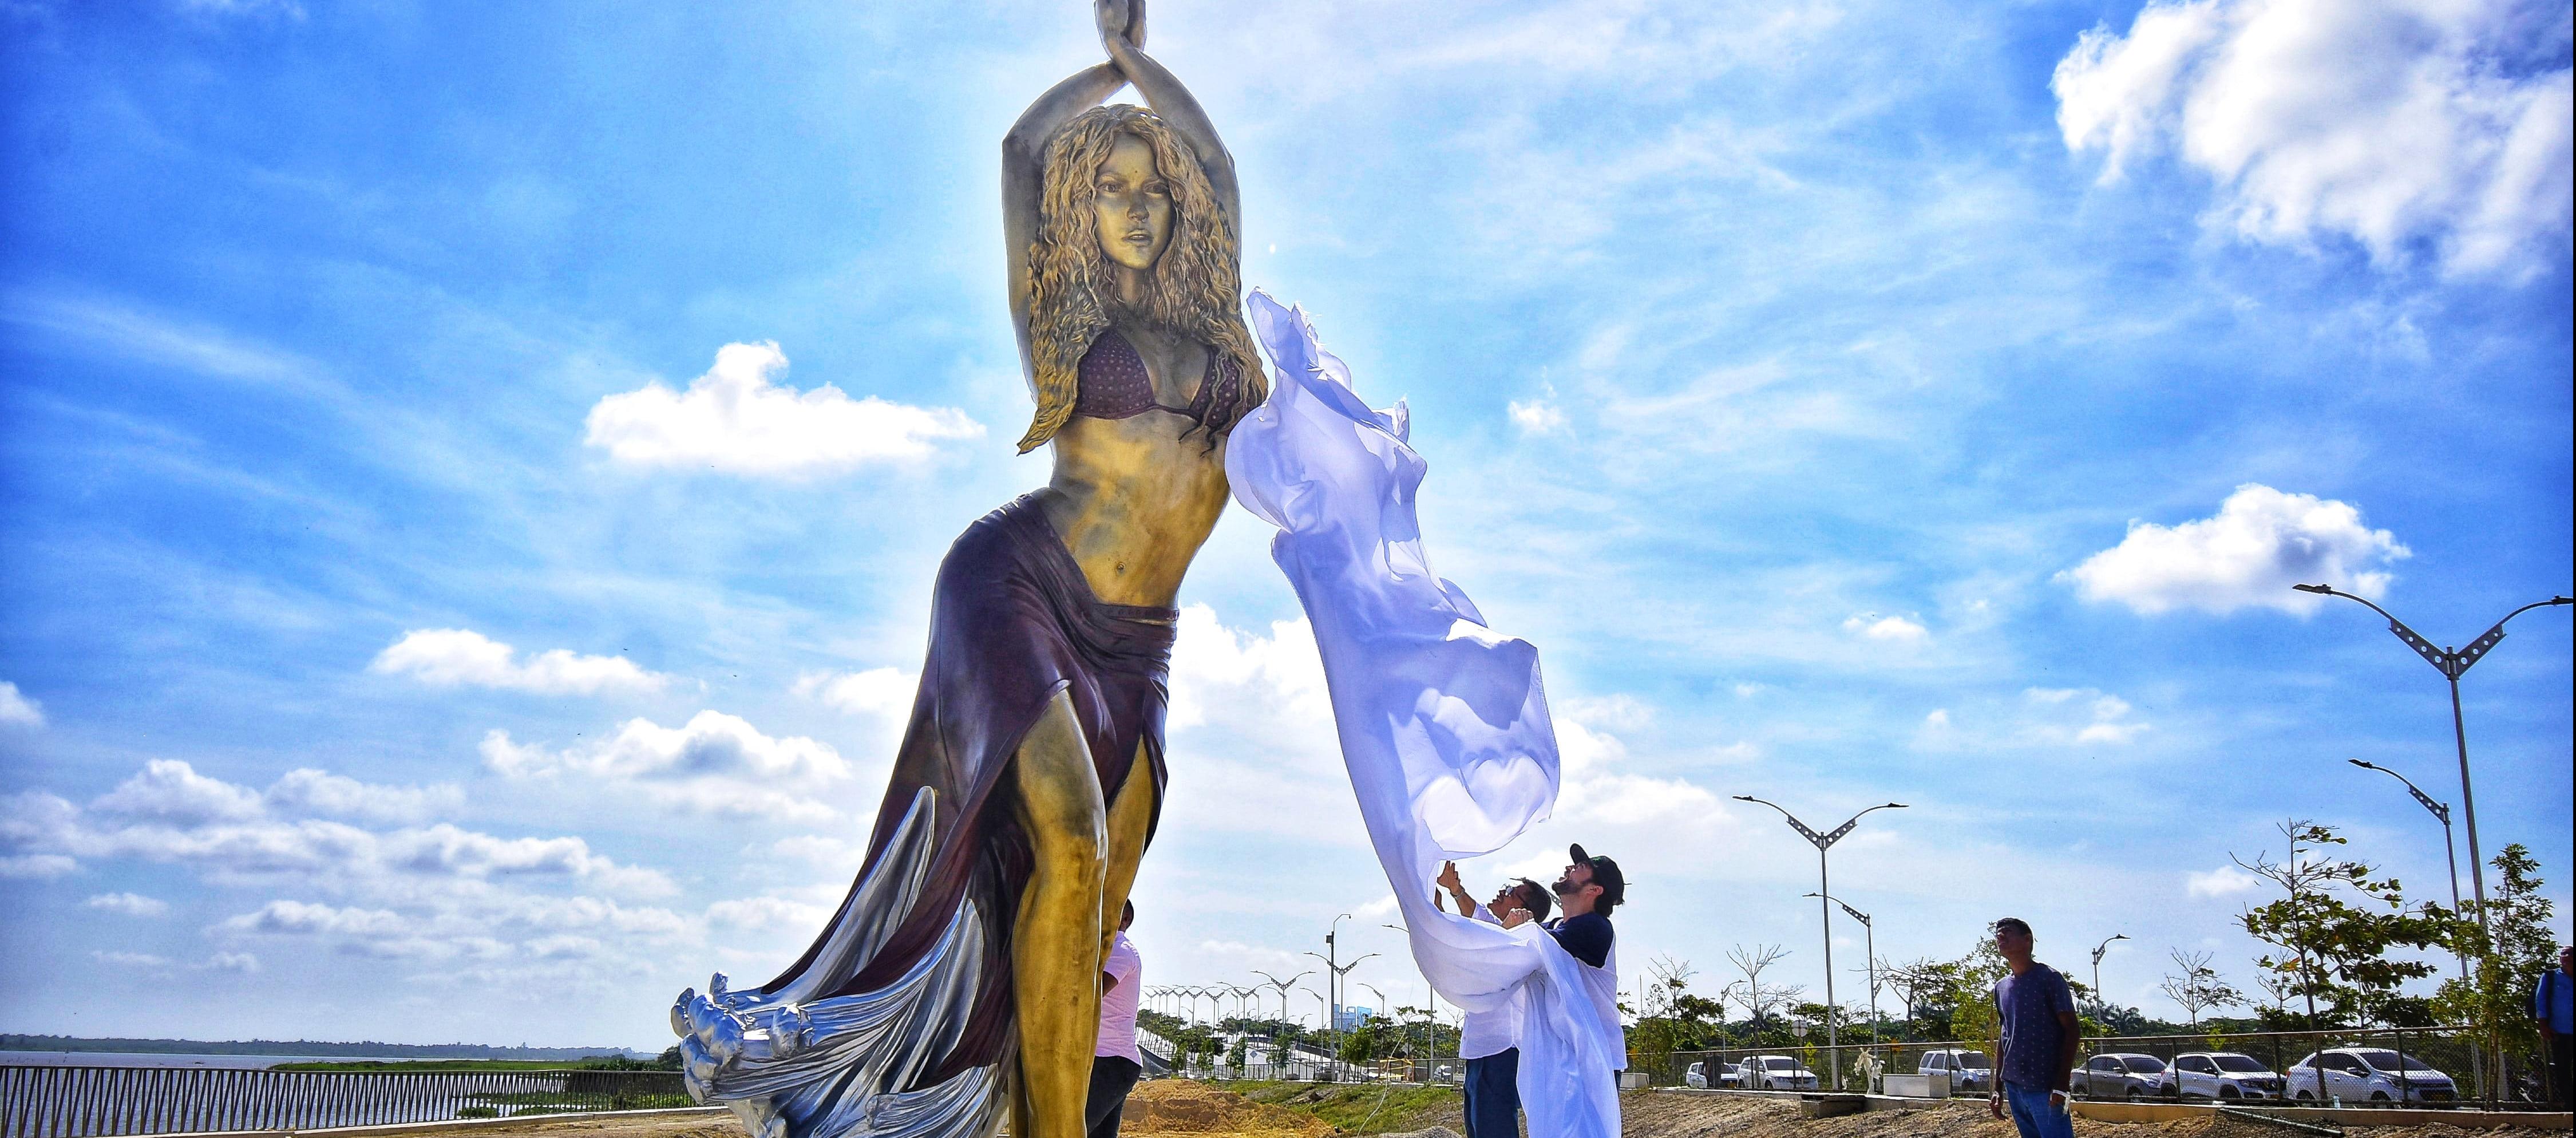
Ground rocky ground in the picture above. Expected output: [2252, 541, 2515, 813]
[477, 1084, 2563, 1138]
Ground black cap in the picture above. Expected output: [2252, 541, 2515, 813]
[1569, 843, 1626, 906]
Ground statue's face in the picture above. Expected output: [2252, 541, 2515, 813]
[1092, 135, 1173, 272]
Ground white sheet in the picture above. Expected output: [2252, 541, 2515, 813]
[1225, 290, 1623, 1138]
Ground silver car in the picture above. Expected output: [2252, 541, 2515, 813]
[2286, 1048, 2457, 1104]
[2072, 1053, 2171, 1098]
[2172, 1052, 2284, 1100]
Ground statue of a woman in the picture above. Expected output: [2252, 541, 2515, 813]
[671, 6, 1262, 1138]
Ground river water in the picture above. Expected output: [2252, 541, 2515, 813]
[0, 1053, 368, 1070]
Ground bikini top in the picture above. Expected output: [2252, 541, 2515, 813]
[1073, 328, 1243, 429]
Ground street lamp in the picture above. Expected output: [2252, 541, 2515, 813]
[1306, 912, 1379, 1061]
[1804, 892, 1879, 1041]
[2349, 758, 2472, 989]
[2090, 934, 2127, 1017]
[1738, 796, 1908, 1089]
[2293, 585, 2571, 949]
[1253, 969, 1312, 1024]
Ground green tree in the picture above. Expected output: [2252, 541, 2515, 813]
[2234, 819, 2447, 1028]
[2435, 844, 2557, 1053]
[1946, 937, 2009, 1046]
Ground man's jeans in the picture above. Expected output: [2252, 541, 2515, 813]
[2004, 1082, 2076, 1138]
[1463, 1048, 1521, 1138]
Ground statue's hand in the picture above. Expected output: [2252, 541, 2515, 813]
[1094, 0, 1144, 54]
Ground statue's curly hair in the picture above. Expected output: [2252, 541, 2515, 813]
[1019, 105, 1265, 453]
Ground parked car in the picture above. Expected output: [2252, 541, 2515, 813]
[1743, 1054, 1820, 1090]
[2071, 1053, 2173, 1098]
[1681, 1060, 1743, 1089]
[1918, 1048, 1992, 1093]
[2171, 1052, 2285, 1100]
[2286, 1048, 2458, 1104]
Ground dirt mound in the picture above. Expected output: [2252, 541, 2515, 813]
[1123, 1080, 1338, 1137]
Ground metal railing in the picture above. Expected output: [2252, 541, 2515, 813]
[1660, 1025, 2554, 1109]
[0, 1066, 690, 1138]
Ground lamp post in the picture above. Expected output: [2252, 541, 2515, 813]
[1737, 796, 1908, 1089]
[2292, 586, 2571, 948]
[1253, 969, 1312, 1024]
[2348, 758, 2472, 989]
[1804, 892, 1879, 1041]
[1305, 913, 1378, 1064]
[2089, 934, 2127, 1021]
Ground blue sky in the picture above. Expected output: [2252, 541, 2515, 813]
[2, 0, 2569, 1049]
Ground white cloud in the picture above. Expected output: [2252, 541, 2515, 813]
[201, 951, 262, 973]
[5, 760, 673, 897]
[792, 667, 915, 717]
[222, 899, 410, 938]
[91, 759, 266, 825]
[584, 342, 983, 477]
[371, 629, 669, 696]
[706, 895, 833, 932]
[482, 711, 850, 822]
[92, 950, 175, 969]
[1507, 399, 1569, 434]
[1841, 612, 1929, 642]
[84, 892, 169, 917]
[2186, 864, 2264, 898]
[2063, 484, 2409, 615]
[2052, 0, 2573, 276]
[0, 681, 43, 728]
[2025, 687, 2152, 745]
[264, 769, 464, 824]
[0, 854, 78, 879]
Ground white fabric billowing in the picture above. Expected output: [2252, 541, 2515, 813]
[1225, 290, 1623, 1138]
[1454, 904, 1525, 1061]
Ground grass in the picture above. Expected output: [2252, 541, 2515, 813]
[1222, 1080, 1463, 1134]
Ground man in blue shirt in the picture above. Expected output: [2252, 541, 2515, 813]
[1988, 918, 2080, 1138]
[2537, 945, 2574, 1109]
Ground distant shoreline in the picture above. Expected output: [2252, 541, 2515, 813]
[0, 1035, 650, 1061]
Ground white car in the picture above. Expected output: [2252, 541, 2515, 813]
[2286, 1048, 2458, 1104]
[1683, 1060, 1741, 1089]
[2072, 1053, 2172, 1098]
[1743, 1054, 1819, 1090]
[1918, 1048, 1993, 1093]
[2172, 1052, 2285, 1100]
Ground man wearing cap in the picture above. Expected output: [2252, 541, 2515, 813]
[1434, 863, 1554, 1138]
[1549, 845, 1627, 1088]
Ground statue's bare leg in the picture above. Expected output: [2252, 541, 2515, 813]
[1011, 691, 1108, 1138]
[1099, 744, 1156, 961]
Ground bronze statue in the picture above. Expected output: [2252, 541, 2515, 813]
[671, 5, 1260, 1137]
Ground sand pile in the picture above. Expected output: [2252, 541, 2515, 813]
[1120, 1080, 1338, 1137]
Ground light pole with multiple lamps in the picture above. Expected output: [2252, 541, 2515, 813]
[2293, 585, 2570, 949]
[1305, 914, 1377, 1076]
[1736, 796, 1908, 1088]
[1803, 892, 1880, 1041]
[2347, 758, 2473, 989]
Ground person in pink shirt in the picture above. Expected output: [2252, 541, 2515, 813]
[1086, 902, 1145, 1138]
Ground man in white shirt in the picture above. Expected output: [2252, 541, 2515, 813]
[1086, 902, 1144, 1138]
[1435, 862, 1553, 1138]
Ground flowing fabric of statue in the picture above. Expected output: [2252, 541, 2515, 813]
[668, 5, 1263, 1138]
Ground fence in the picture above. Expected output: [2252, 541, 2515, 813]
[1664, 1025, 2554, 1109]
[0, 1066, 690, 1138]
